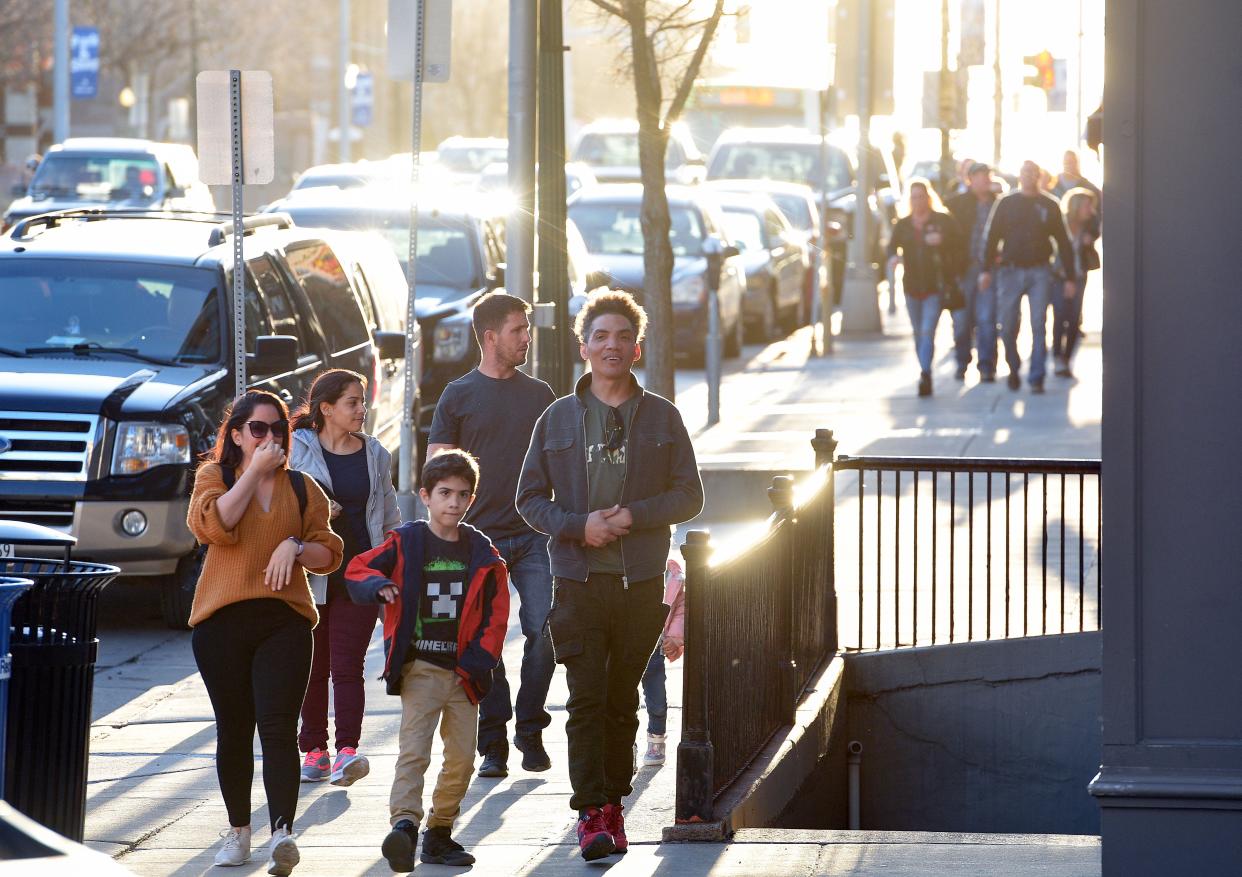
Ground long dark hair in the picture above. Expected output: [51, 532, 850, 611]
[206, 390, 291, 470]
[290, 369, 367, 433]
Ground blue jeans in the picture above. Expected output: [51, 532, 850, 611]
[1052, 275, 1088, 364]
[477, 530, 555, 753]
[904, 292, 943, 374]
[640, 640, 667, 736]
[952, 267, 998, 373]
[997, 266, 1053, 385]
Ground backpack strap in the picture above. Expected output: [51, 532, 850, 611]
[220, 465, 307, 517]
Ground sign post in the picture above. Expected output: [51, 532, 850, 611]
[196, 70, 275, 399]
[388, 0, 451, 520]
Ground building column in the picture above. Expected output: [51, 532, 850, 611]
[1090, 2, 1242, 873]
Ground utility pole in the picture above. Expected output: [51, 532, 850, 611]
[536, 0, 572, 394]
[1075, 0, 1084, 145]
[338, 0, 351, 162]
[993, 0, 1002, 166]
[53, 0, 69, 143]
[939, 0, 952, 193]
[189, 0, 199, 143]
[507, 0, 537, 305]
[839, 0, 880, 333]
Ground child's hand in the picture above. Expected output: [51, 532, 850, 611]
[663, 635, 684, 662]
[378, 584, 399, 603]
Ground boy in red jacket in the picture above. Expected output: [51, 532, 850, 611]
[346, 450, 509, 871]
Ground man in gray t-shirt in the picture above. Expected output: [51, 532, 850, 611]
[427, 293, 555, 777]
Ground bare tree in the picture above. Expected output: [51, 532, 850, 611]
[581, 0, 724, 401]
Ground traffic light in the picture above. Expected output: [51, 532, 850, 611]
[1024, 50, 1055, 92]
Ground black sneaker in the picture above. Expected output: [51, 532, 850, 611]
[514, 734, 552, 772]
[980, 370, 996, 383]
[420, 826, 476, 866]
[477, 742, 508, 778]
[1031, 379, 1045, 394]
[1007, 372, 1021, 391]
[955, 365, 968, 381]
[381, 819, 418, 873]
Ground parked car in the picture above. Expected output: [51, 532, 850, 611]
[434, 136, 509, 176]
[572, 119, 705, 186]
[3, 138, 215, 232]
[707, 128, 893, 294]
[289, 159, 406, 194]
[0, 209, 413, 628]
[713, 192, 808, 341]
[568, 184, 745, 362]
[476, 161, 598, 199]
[705, 179, 832, 323]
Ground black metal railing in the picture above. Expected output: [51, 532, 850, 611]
[676, 429, 838, 825]
[832, 456, 1102, 651]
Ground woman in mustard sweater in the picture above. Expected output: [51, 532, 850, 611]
[187, 390, 343, 875]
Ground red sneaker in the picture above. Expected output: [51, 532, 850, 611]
[602, 802, 627, 854]
[576, 807, 615, 861]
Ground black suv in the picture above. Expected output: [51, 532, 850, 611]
[0, 210, 415, 627]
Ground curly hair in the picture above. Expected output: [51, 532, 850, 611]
[574, 290, 648, 344]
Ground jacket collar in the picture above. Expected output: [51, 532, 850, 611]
[406, 518, 502, 572]
[572, 371, 645, 409]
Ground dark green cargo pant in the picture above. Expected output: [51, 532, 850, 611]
[548, 573, 668, 812]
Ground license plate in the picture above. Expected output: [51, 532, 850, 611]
[0, 544, 12, 559]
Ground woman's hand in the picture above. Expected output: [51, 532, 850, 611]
[251, 440, 286, 474]
[377, 584, 399, 604]
[663, 635, 685, 662]
[264, 538, 300, 590]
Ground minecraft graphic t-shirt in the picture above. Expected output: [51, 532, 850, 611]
[412, 531, 470, 670]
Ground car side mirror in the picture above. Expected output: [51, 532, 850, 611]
[247, 335, 298, 375]
[165, 185, 187, 198]
[584, 269, 611, 291]
[374, 329, 406, 360]
[722, 244, 741, 259]
[486, 263, 506, 290]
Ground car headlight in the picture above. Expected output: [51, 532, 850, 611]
[671, 274, 706, 305]
[112, 422, 191, 475]
[433, 317, 474, 363]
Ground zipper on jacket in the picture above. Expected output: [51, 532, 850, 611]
[617, 396, 641, 590]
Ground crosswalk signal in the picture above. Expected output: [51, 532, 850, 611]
[1024, 50, 1055, 92]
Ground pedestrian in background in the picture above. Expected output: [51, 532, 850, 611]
[1052, 150, 1100, 203]
[887, 179, 965, 397]
[290, 369, 400, 788]
[187, 390, 343, 875]
[638, 552, 686, 767]
[947, 162, 1001, 382]
[346, 450, 509, 871]
[1053, 188, 1100, 378]
[427, 292, 557, 779]
[980, 160, 1078, 394]
[517, 291, 704, 861]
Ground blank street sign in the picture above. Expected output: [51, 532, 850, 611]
[196, 70, 275, 186]
[388, 0, 453, 83]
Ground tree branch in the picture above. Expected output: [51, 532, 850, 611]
[663, 0, 723, 125]
[584, 0, 629, 20]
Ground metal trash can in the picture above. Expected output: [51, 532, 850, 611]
[0, 521, 119, 842]
[0, 578, 32, 798]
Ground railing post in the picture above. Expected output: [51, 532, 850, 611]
[812, 429, 840, 654]
[676, 529, 714, 825]
[768, 475, 798, 722]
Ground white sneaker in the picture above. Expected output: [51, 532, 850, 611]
[213, 826, 251, 867]
[266, 826, 300, 876]
[643, 733, 667, 766]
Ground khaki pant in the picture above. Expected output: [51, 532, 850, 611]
[391, 661, 478, 829]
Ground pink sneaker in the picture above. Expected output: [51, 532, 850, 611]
[300, 748, 329, 783]
[330, 747, 370, 787]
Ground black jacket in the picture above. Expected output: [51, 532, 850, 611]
[516, 372, 704, 583]
[887, 211, 966, 295]
[946, 190, 997, 270]
[983, 190, 1077, 281]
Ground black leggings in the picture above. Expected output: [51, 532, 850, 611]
[192, 599, 313, 831]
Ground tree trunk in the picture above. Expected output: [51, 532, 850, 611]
[629, 12, 676, 401]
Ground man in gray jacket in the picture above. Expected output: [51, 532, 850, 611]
[517, 291, 703, 861]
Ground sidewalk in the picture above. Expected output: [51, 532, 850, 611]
[83, 298, 1102, 876]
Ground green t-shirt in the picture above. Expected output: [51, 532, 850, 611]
[584, 391, 639, 574]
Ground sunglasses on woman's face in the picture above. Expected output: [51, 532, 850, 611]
[244, 419, 289, 440]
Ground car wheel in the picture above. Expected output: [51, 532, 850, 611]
[746, 291, 777, 343]
[159, 548, 204, 630]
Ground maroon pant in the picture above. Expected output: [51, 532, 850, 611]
[298, 580, 379, 752]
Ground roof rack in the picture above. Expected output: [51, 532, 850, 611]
[10, 208, 233, 241]
[206, 213, 294, 246]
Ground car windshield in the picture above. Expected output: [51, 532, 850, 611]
[29, 153, 163, 204]
[574, 133, 682, 169]
[570, 202, 704, 257]
[721, 208, 765, 253]
[709, 143, 853, 192]
[281, 207, 481, 292]
[438, 146, 508, 173]
[0, 260, 219, 362]
[769, 194, 814, 231]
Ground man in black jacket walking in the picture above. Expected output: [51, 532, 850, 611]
[516, 291, 703, 862]
[980, 160, 1077, 393]
[946, 162, 1001, 382]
